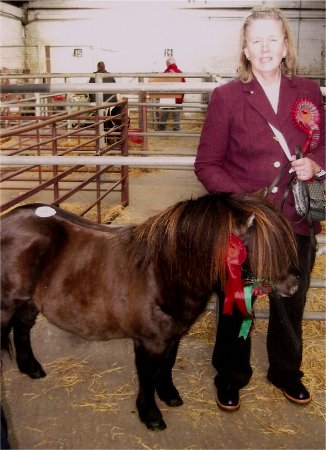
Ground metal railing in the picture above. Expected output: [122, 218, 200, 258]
[0, 100, 129, 223]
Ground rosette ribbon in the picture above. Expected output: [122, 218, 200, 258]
[223, 235, 253, 339]
[291, 99, 320, 155]
[223, 235, 274, 339]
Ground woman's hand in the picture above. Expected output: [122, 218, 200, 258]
[290, 155, 321, 180]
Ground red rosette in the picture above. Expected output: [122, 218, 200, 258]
[291, 99, 320, 154]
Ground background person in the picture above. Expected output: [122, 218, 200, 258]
[194, 5, 325, 412]
[158, 57, 185, 131]
[89, 61, 117, 103]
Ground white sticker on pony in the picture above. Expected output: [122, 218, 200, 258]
[35, 206, 57, 217]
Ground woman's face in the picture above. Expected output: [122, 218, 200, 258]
[244, 19, 288, 78]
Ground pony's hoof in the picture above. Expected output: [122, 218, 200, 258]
[28, 367, 46, 379]
[18, 362, 46, 379]
[146, 418, 167, 431]
[165, 396, 183, 407]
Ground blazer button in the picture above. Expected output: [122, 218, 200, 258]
[274, 161, 281, 168]
[271, 186, 278, 193]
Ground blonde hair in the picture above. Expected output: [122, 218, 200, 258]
[237, 5, 297, 83]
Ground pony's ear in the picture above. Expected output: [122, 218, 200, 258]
[246, 213, 255, 230]
[255, 188, 268, 198]
[233, 213, 255, 237]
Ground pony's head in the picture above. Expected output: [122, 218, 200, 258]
[228, 192, 299, 296]
[131, 192, 299, 296]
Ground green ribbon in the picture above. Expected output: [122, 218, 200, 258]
[238, 284, 253, 339]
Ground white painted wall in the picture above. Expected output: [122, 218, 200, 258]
[1, 1, 325, 78]
[0, 3, 25, 69]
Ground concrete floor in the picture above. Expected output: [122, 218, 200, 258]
[1, 167, 325, 450]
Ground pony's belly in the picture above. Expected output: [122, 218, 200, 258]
[40, 310, 129, 341]
[34, 290, 130, 341]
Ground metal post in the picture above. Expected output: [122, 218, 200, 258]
[139, 91, 148, 152]
[51, 121, 59, 201]
[121, 102, 129, 206]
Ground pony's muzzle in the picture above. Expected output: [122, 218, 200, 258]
[274, 273, 300, 297]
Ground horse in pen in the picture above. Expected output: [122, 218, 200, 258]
[0, 192, 299, 431]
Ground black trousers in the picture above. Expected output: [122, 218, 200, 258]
[212, 234, 316, 390]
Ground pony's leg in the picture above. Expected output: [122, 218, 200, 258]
[1, 323, 13, 379]
[1, 302, 18, 356]
[155, 339, 183, 407]
[134, 340, 166, 431]
[1, 323, 12, 355]
[12, 301, 46, 379]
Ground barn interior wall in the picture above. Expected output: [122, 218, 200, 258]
[0, 0, 325, 78]
[0, 3, 25, 70]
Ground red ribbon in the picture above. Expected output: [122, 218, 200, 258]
[223, 235, 249, 317]
[291, 99, 320, 155]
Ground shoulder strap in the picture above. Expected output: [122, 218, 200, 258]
[266, 160, 291, 195]
[268, 122, 292, 160]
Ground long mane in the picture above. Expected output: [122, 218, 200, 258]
[227, 193, 298, 281]
[128, 192, 297, 291]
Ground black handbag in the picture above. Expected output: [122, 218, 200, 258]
[267, 150, 325, 250]
[268, 156, 325, 223]
[267, 142, 325, 222]
[291, 146, 325, 222]
[292, 176, 326, 221]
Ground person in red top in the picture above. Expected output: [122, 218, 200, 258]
[158, 57, 185, 131]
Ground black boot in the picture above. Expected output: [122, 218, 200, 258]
[282, 379, 311, 404]
[215, 382, 240, 411]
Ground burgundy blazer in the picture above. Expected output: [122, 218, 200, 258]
[195, 74, 325, 236]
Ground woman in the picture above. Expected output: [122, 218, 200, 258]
[195, 5, 325, 411]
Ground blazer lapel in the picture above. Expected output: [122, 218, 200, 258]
[243, 75, 299, 130]
[243, 79, 280, 128]
[277, 75, 299, 127]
